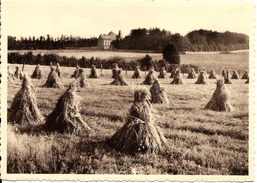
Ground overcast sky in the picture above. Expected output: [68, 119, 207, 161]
[4, 0, 254, 39]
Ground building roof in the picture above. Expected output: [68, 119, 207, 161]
[99, 32, 117, 40]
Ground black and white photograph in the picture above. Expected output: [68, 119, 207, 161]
[1, 0, 255, 181]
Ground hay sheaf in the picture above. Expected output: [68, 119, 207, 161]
[195, 71, 207, 84]
[202, 68, 208, 79]
[231, 70, 239, 79]
[8, 66, 15, 81]
[171, 70, 184, 84]
[187, 68, 197, 79]
[158, 67, 167, 79]
[142, 70, 156, 85]
[76, 69, 91, 87]
[245, 78, 249, 84]
[56, 63, 61, 78]
[31, 64, 43, 79]
[109, 88, 168, 154]
[112, 63, 119, 78]
[241, 71, 249, 79]
[224, 70, 233, 84]
[45, 83, 91, 133]
[89, 65, 98, 78]
[110, 70, 129, 86]
[14, 66, 23, 80]
[42, 67, 63, 88]
[150, 79, 170, 104]
[8, 73, 44, 125]
[132, 66, 142, 79]
[205, 79, 233, 111]
[71, 65, 80, 78]
[221, 69, 226, 77]
[209, 69, 217, 79]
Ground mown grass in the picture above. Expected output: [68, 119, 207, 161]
[7, 62, 249, 175]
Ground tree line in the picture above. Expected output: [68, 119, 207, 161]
[112, 28, 249, 52]
[8, 52, 196, 74]
[8, 35, 98, 50]
[8, 28, 249, 52]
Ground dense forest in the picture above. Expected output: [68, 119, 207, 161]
[8, 29, 249, 52]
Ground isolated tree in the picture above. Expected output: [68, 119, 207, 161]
[162, 42, 180, 65]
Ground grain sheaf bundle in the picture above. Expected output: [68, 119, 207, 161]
[231, 70, 239, 79]
[14, 66, 23, 80]
[132, 66, 142, 79]
[158, 67, 167, 79]
[171, 70, 184, 84]
[112, 63, 119, 78]
[56, 63, 61, 78]
[224, 70, 233, 84]
[204, 79, 233, 111]
[209, 69, 217, 79]
[202, 68, 208, 79]
[8, 73, 43, 125]
[170, 69, 176, 78]
[71, 65, 80, 78]
[76, 69, 91, 87]
[31, 64, 42, 79]
[195, 71, 207, 84]
[142, 70, 156, 85]
[45, 83, 91, 133]
[42, 67, 63, 88]
[150, 79, 170, 104]
[89, 65, 98, 78]
[109, 88, 168, 154]
[187, 68, 197, 79]
[245, 78, 249, 84]
[8, 66, 15, 81]
[241, 71, 249, 79]
[221, 69, 226, 77]
[110, 70, 129, 86]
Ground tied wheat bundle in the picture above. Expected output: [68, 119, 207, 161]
[187, 68, 197, 79]
[110, 69, 129, 86]
[241, 71, 249, 79]
[76, 69, 91, 87]
[109, 88, 168, 154]
[31, 64, 43, 79]
[202, 68, 208, 79]
[71, 65, 80, 78]
[224, 70, 233, 84]
[158, 67, 167, 79]
[221, 69, 226, 77]
[42, 67, 63, 88]
[112, 63, 119, 78]
[171, 70, 184, 84]
[89, 65, 98, 78]
[170, 69, 176, 78]
[245, 78, 249, 84]
[195, 71, 207, 84]
[150, 79, 170, 104]
[205, 79, 233, 111]
[8, 73, 44, 125]
[132, 66, 142, 79]
[209, 69, 217, 79]
[45, 83, 91, 133]
[14, 66, 23, 80]
[231, 70, 239, 79]
[56, 63, 61, 78]
[8, 66, 15, 81]
[142, 70, 156, 85]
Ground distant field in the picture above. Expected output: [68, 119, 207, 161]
[8, 50, 249, 74]
[7, 64, 249, 175]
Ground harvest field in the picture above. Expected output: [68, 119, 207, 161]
[7, 60, 249, 175]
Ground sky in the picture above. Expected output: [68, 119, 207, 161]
[4, 0, 254, 39]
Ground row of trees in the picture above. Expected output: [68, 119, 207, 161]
[113, 28, 249, 52]
[8, 35, 98, 50]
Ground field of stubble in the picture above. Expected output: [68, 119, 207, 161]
[7, 61, 249, 175]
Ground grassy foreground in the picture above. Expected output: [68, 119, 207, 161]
[7, 64, 249, 175]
